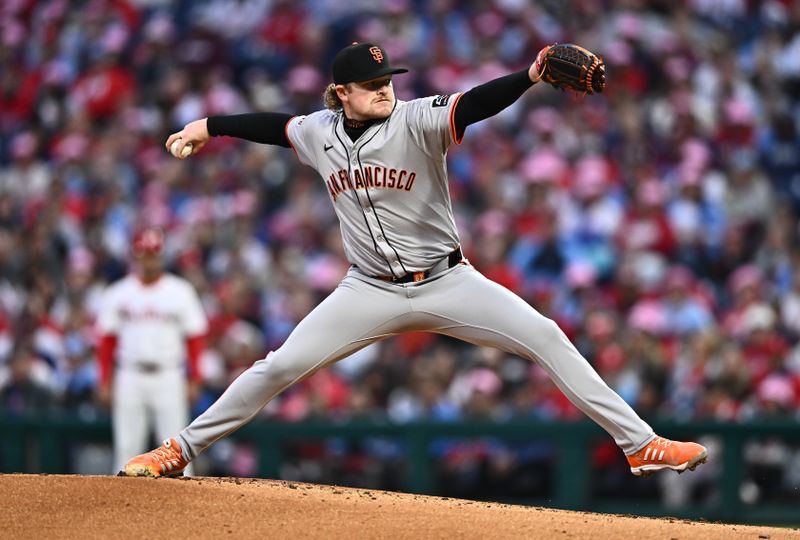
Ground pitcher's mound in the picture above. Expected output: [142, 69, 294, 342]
[0, 474, 796, 539]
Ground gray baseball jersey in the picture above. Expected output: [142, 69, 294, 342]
[175, 93, 656, 466]
[286, 95, 462, 277]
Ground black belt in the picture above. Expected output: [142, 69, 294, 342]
[127, 362, 163, 373]
[372, 247, 464, 284]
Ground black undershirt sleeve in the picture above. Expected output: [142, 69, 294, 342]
[453, 69, 535, 138]
[205, 71, 532, 147]
[207, 112, 294, 148]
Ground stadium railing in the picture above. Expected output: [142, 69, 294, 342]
[1, 415, 798, 525]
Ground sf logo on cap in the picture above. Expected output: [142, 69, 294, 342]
[369, 46, 383, 63]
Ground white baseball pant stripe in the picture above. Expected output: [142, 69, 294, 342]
[178, 264, 655, 461]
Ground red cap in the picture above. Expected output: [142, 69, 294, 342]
[132, 227, 164, 256]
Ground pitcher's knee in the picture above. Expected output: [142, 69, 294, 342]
[539, 317, 564, 340]
[253, 351, 307, 387]
[520, 317, 569, 356]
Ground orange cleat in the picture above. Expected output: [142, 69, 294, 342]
[120, 438, 188, 478]
[627, 436, 707, 477]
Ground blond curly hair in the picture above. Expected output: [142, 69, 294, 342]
[324, 83, 344, 111]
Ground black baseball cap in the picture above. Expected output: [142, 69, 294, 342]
[332, 42, 408, 85]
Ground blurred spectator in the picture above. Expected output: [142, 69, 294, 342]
[1, 344, 57, 416]
[660, 265, 714, 337]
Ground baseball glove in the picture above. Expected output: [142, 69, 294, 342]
[535, 44, 606, 95]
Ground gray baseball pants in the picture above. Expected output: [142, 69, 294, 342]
[178, 264, 655, 460]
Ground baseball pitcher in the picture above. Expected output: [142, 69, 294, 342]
[121, 43, 706, 478]
[97, 227, 208, 474]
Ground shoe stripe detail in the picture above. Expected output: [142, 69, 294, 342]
[122, 438, 187, 477]
[644, 448, 651, 461]
[658, 450, 665, 461]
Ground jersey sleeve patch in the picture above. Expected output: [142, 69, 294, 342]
[432, 95, 450, 108]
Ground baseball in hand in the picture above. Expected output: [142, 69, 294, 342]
[170, 139, 193, 158]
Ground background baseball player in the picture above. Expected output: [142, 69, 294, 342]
[122, 42, 707, 479]
[97, 227, 208, 474]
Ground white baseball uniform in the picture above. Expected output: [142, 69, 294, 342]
[97, 273, 207, 472]
[175, 95, 656, 463]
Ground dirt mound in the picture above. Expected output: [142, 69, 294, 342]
[0, 474, 796, 539]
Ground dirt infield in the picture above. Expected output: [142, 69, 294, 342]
[1, 474, 797, 539]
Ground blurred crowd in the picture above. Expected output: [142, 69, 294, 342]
[1, 0, 800, 497]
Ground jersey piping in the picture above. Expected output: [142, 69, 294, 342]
[354, 111, 409, 276]
[285, 116, 298, 158]
[449, 93, 466, 145]
[332, 115, 397, 276]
